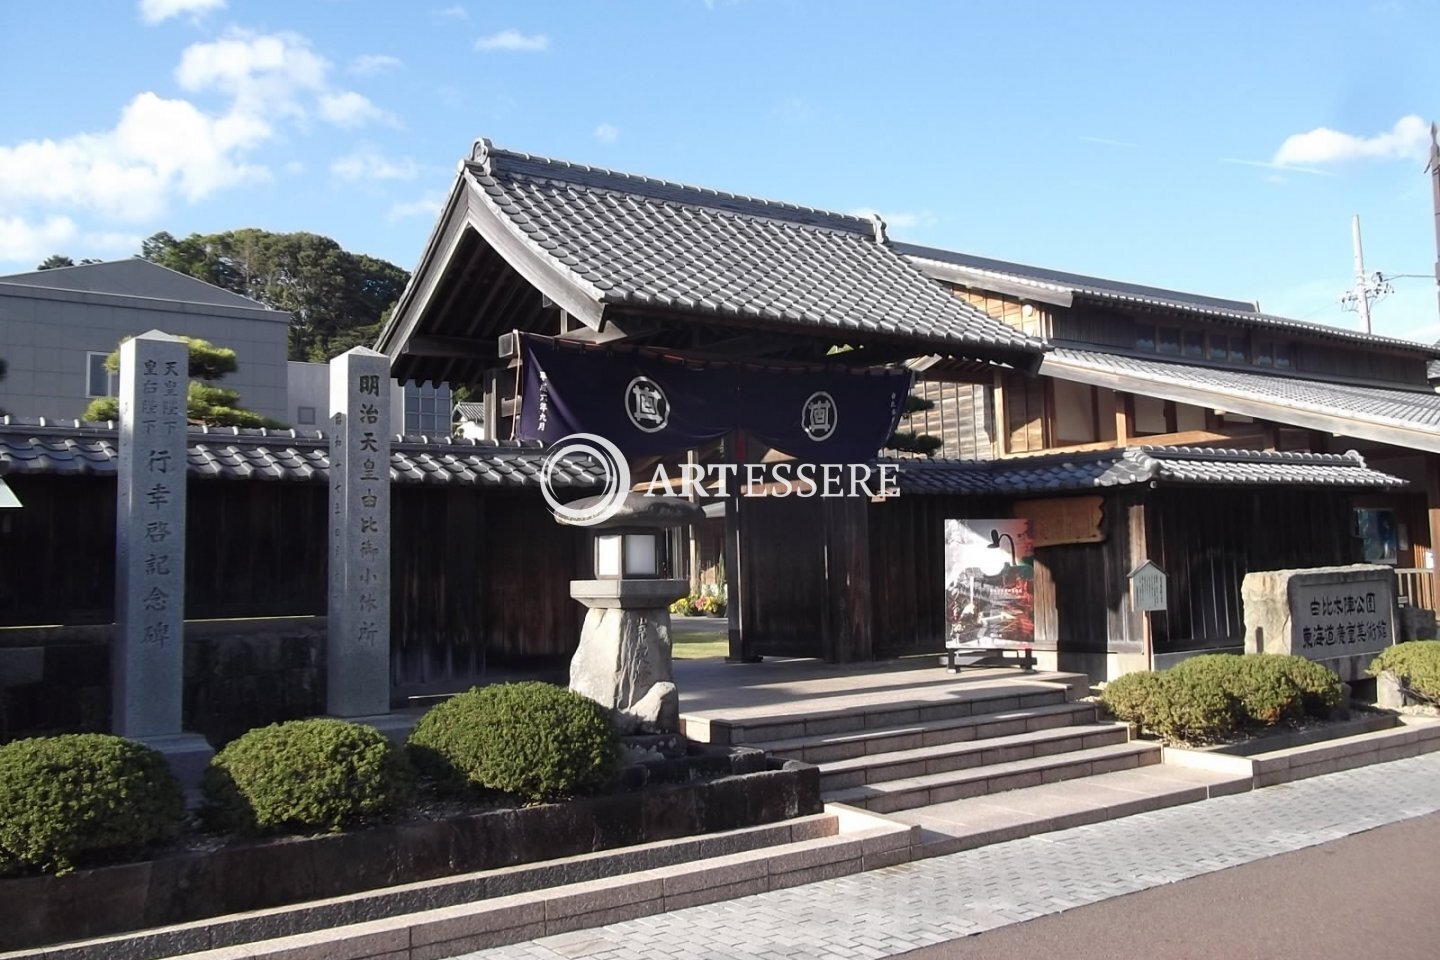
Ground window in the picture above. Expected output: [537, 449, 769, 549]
[1135, 324, 1155, 352]
[1273, 343, 1294, 370]
[1252, 341, 1274, 368]
[86, 352, 115, 398]
[1157, 327, 1181, 356]
[296, 406, 316, 426]
[1182, 331, 1205, 359]
[1207, 335, 1228, 363]
[403, 381, 453, 436]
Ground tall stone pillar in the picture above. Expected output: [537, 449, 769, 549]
[114, 330, 212, 784]
[327, 348, 392, 718]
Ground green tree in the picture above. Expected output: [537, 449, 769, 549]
[139, 229, 410, 362]
[888, 393, 943, 457]
[35, 255, 101, 270]
[82, 337, 286, 429]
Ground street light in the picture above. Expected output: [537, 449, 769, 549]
[988, 528, 1017, 566]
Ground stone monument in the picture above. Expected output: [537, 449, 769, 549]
[326, 347, 392, 719]
[1242, 563, 1399, 682]
[113, 330, 213, 786]
[562, 494, 700, 734]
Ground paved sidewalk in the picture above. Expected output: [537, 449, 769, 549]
[455, 751, 1440, 960]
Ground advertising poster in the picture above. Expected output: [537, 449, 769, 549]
[944, 519, 1035, 648]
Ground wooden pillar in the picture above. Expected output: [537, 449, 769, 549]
[822, 496, 874, 663]
[1127, 498, 1153, 667]
[1115, 392, 1133, 446]
[992, 370, 1009, 456]
[724, 431, 755, 661]
[1427, 455, 1440, 611]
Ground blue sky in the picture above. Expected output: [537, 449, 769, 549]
[3, 0, 1438, 343]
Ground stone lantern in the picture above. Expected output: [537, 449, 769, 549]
[560, 493, 700, 735]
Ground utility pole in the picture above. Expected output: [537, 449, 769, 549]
[1352, 214, 1372, 334]
[1427, 122, 1440, 326]
[1340, 215, 1390, 332]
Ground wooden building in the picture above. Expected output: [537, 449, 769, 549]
[371, 138, 1438, 682]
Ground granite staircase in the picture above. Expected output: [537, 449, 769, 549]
[681, 670, 1161, 814]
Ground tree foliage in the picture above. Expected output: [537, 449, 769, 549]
[888, 392, 943, 456]
[35, 255, 101, 270]
[139, 230, 409, 362]
[82, 336, 285, 429]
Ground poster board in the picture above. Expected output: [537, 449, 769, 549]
[943, 519, 1035, 649]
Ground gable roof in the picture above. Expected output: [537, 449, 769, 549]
[893, 446, 1404, 496]
[377, 139, 1044, 384]
[0, 258, 275, 313]
[897, 242, 1440, 357]
[1043, 347, 1440, 453]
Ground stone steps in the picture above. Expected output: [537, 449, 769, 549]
[758, 701, 1103, 765]
[824, 740, 1163, 814]
[684, 683, 1075, 747]
[816, 723, 1133, 792]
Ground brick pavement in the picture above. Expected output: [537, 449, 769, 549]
[453, 751, 1440, 960]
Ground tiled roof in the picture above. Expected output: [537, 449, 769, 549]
[897, 242, 1440, 356]
[893, 446, 1405, 496]
[453, 401, 486, 421]
[463, 140, 1041, 356]
[1043, 347, 1440, 452]
[0, 419, 604, 488]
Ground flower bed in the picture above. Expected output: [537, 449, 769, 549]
[0, 746, 819, 952]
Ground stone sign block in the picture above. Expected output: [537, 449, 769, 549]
[1243, 564, 1398, 682]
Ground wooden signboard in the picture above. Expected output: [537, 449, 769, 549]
[1129, 560, 1168, 612]
[1013, 496, 1104, 548]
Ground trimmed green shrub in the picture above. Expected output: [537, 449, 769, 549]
[1270, 655, 1344, 716]
[1102, 668, 1241, 743]
[1369, 640, 1440, 700]
[1143, 671, 1241, 743]
[408, 682, 620, 804]
[1172, 655, 1303, 727]
[1099, 670, 1166, 726]
[0, 734, 184, 875]
[202, 719, 414, 836]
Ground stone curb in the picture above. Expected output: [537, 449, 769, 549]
[1162, 715, 1440, 788]
[10, 810, 913, 960]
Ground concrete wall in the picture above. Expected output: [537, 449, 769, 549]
[0, 286, 289, 423]
[287, 361, 405, 434]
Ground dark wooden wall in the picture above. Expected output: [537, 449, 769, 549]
[0, 475, 587, 695]
[1145, 488, 1357, 653]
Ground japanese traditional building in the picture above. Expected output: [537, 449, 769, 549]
[375, 138, 1435, 680]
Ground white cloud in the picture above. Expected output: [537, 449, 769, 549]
[0, 26, 396, 264]
[330, 147, 418, 182]
[475, 30, 550, 52]
[849, 207, 937, 231]
[0, 215, 77, 262]
[388, 191, 446, 222]
[318, 91, 396, 128]
[348, 54, 402, 76]
[139, 0, 224, 24]
[593, 123, 619, 144]
[175, 29, 329, 121]
[1274, 115, 1431, 167]
[434, 4, 468, 19]
[0, 92, 271, 223]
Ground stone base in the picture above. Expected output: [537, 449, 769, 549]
[569, 604, 679, 734]
[137, 732, 215, 801]
[335, 711, 419, 747]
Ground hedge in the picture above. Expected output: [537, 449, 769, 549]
[408, 682, 620, 804]
[0, 734, 184, 875]
[1369, 641, 1440, 701]
[202, 718, 414, 835]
